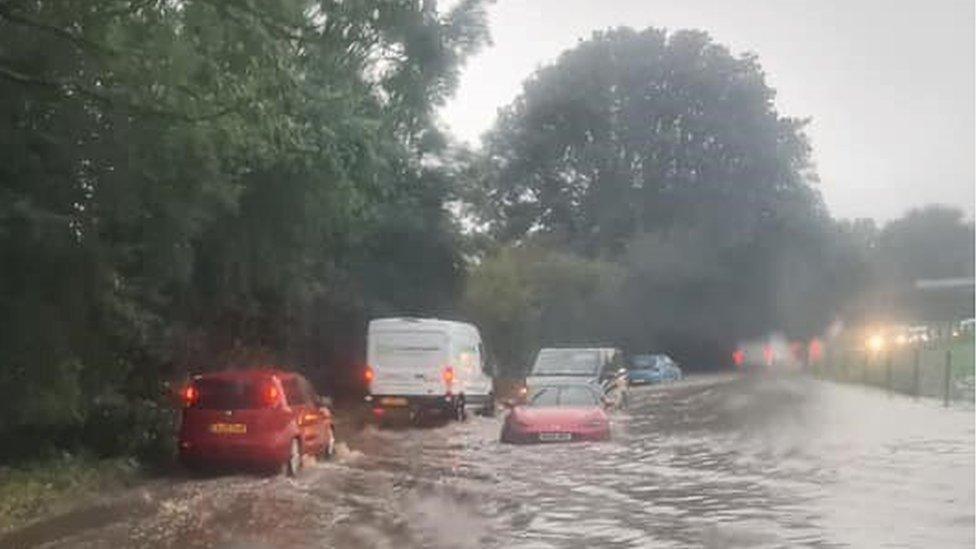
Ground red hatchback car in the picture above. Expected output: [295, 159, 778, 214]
[500, 383, 611, 444]
[178, 370, 335, 476]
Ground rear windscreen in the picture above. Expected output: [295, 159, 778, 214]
[194, 378, 262, 409]
[371, 331, 447, 369]
[532, 349, 601, 376]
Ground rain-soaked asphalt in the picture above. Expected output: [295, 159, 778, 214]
[3, 375, 974, 548]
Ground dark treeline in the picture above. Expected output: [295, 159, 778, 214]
[0, 0, 489, 461]
[1, 4, 972, 462]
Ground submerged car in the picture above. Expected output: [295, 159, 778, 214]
[524, 347, 628, 407]
[178, 369, 335, 476]
[500, 383, 611, 444]
[628, 354, 682, 385]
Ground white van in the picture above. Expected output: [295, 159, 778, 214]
[365, 318, 493, 420]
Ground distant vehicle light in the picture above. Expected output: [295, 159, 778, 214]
[866, 334, 885, 352]
[364, 366, 374, 384]
[182, 385, 198, 407]
[808, 339, 823, 362]
[443, 366, 455, 385]
[732, 349, 745, 367]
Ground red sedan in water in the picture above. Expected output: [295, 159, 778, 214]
[500, 383, 611, 444]
[178, 370, 335, 476]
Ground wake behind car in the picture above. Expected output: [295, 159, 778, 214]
[365, 317, 494, 422]
[524, 347, 628, 407]
[501, 383, 611, 444]
[178, 369, 334, 476]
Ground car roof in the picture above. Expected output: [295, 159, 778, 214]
[531, 380, 602, 391]
[191, 369, 295, 382]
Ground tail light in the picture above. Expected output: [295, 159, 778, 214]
[442, 366, 455, 385]
[364, 366, 374, 385]
[262, 383, 281, 407]
[181, 385, 199, 408]
[732, 349, 745, 367]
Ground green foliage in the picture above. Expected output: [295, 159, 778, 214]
[478, 27, 823, 255]
[462, 243, 622, 373]
[464, 26, 840, 365]
[0, 0, 489, 459]
[0, 455, 138, 533]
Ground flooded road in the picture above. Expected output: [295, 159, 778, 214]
[4, 375, 973, 548]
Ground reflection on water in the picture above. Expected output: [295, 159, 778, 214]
[8, 376, 975, 548]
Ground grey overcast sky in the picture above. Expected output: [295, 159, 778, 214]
[439, 0, 975, 223]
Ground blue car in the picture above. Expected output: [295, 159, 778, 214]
[627, 354, 683, 386]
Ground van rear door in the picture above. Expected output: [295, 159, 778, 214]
[369, 330, 449, 396]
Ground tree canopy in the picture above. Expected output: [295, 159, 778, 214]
[0, 0, 489, 457]
[477, 27, 824, 255]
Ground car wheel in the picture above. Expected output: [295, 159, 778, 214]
[482, 393, 496, 417]
[285, 438, 302, 477]
[455, 397, 467, 422]
[319, 427, 336, 460]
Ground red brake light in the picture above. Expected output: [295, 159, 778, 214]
[442, 366, 455, 385]
[732, 349, 745, 367]
[182, 385, 198, 407]
[364, 366, 374, 385]
[263, 384, 280, 407]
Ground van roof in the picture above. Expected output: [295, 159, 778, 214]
[369, 317, 478, 332]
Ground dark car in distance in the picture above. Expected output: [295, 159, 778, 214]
[178, 369, 335, 476]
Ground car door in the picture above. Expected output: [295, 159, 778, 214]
[283, 376, 322, 454]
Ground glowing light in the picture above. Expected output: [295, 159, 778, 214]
[732, 349, 745, 367]
[895, 334, 907, 345]
[808, 339, 823, 362]
[866, 334, 885, 352]
[182, 385, 198, 407]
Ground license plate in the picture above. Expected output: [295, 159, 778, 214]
[538, 432, 572, 442]
[379, 397, 408, 406]
[210, 422, 247, 434]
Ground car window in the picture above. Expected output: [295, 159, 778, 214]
[193, 378, 262, 410]
[298, 377, 318, 405]
[528, 387, 560, 406]
[558, 386, 599, 406]
[282, 377, 308, 406]
[532, 349, 601, 376]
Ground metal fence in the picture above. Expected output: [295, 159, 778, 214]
[811, 337, 975, 405]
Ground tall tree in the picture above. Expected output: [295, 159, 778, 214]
[478, 27, 823, 256]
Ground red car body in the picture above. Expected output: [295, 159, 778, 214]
[500, 384, 611, 444]
[178, 370, 334, 474]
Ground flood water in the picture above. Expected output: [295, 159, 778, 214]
[4, 375, 974, 548]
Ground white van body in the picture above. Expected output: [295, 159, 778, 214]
[366, 318, 493, 418]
